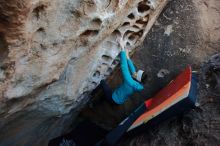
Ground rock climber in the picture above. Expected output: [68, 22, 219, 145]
[99, 39, 147, 105]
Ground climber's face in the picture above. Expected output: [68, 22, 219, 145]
[141, 71, 148, 84]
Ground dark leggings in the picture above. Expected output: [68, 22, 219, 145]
[48, 121, 108, 146]
[100, 80, 115, 104]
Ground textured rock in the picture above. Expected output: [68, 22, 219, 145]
[202, 53, 220, 97]
[81, 0, 220, 145]
[0, 0, 168, 145]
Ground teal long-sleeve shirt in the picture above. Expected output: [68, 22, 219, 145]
[112, 51, 144, 104]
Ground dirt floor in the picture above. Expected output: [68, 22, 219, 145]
[79, 0, 220, 145]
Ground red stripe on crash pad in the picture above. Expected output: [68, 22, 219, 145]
[145, 66, 191, 109]
[129, 66, 192, 129]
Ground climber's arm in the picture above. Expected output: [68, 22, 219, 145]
[125, 49, 136, 74]
[127, 59, 136, 75]
[120, 51, 133, 82]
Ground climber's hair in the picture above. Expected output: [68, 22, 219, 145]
[141, 71, 148, 84]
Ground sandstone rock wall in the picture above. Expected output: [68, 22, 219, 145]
[0, 0, 168, 145]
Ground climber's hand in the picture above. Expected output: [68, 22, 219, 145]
[117, 38, 126, 51]
[126, 49, 130, 59]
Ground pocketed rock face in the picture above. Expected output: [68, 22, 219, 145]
[0, 0, 168, 145]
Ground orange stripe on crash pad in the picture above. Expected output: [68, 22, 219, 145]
[131, 82, 190, 127]
[145, 67, 191, 109]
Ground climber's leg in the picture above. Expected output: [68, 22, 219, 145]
[100, 80, 115, 104]
[91, 83, 102, 96]
[48, 121, 108, 146]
